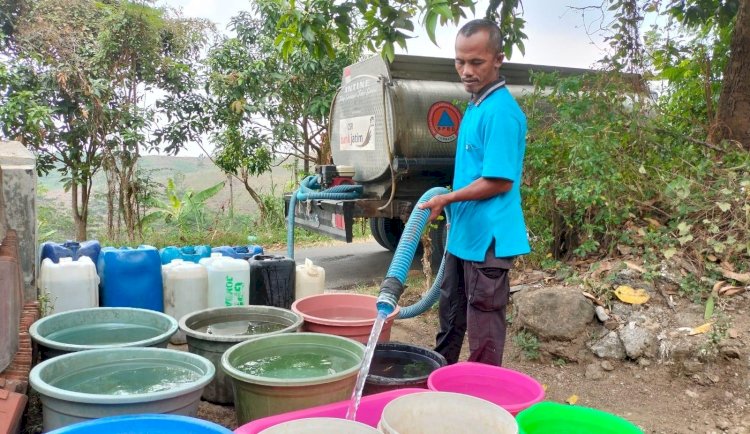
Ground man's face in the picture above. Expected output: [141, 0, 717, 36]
[455, 30, 503, 94]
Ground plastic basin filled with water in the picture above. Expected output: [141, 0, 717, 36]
[427, 361, 545, 416]
[516, 402, 644, 434]
[30, 307, 178, 359]
[179, 306, 303, 404]
[364, 342, 446, 395]
[47, 414, 233, 434]
[221, 332, 365, 425]
[30, 347, 215, 432]
[257, 417, 380, 434]
[291, 293, 399, 344]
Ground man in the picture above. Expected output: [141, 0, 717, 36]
[418, 19, 530, 366]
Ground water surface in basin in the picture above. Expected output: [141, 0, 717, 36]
[236, 346, 359, 379]
[197, 320, 286, 336]
[45, 323, 164, 345]
[369, 353, 437, 379]
[51, 362, 201, 395]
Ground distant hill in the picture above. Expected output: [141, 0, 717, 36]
[39, 154, 297, 220]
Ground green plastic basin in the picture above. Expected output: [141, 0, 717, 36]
[30, 347, 215, 432]
[516, 402, 644, 434]
[221, 332, 365, 425]
[179, 305, 303, 404]
[30, 307, 178, 359]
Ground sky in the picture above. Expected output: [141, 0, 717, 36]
[157, 0, 617, 156]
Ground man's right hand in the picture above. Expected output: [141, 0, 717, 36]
[418, 194, 449, 221]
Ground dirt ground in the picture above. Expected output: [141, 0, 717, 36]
[22, 282, 750, 434]
[193, 285, 750, 434]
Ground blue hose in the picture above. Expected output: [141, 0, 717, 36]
[376, 187, 451, 319]
[287, 176, 363, 258]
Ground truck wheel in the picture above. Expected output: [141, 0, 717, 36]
[370, 217, 404, 252]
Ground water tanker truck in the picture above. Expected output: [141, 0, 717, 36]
[285, 54, 595, 270]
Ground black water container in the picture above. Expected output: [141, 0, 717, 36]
[364, 342, 447, 396]
[248, 255, 296, 309]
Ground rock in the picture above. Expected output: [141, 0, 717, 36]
[595, 305, 610, 322]
[585, 363, 604, 380]
[590, 331, 627, 360]
[719, 345, 742, 359]
[601, 360, 615, 371]
[619, 321, 657, 359]
[716, 418, 731, 430]
[686, 389, 699, 398]
[514, 286, 595, 341]
[611, 302, 633, 318]
[638, 357, 651, 367]
[682, 360, 705, 375]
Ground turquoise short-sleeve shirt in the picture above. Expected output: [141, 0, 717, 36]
[446, 85, 531, 262]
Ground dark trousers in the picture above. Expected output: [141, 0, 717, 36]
[434, 245, 512, 366]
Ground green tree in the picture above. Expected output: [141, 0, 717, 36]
[0, 0, 210, 240]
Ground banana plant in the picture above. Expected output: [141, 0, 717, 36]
[141, 178, 225, 232]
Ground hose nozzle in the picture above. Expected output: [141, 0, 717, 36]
[376, 276, 404, 316]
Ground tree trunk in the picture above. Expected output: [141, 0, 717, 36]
[70, 179, 88, 241]
[241, 173, 267, 223]
[709, 0, 750, 149]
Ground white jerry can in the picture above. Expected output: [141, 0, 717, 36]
[205, 257, 250, 308]
[39, 256, 99, 314]
[163, 260, 208, 344]
[295, 258, 326, 300]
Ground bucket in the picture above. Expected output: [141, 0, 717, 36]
[39, 257, 99, 314]
[291, 293, 399, 344]
[40, 240, 101, 269]
[427, 361, 545, 416]
[257, 417, 380, 434]
[163, 261, 208, 344]
[294, 258, 325, 301]
[29, 307, 178, 359]
[159, 245, 212, 264]
[516, 402, 644, 434]
[98, 246, 163, 311]
[0, 230, 22, 371]
[47, 414, 233, 434]
[221, 332, 365, 425]
[30, 347, 215, 432]
[205, 256, 250, 308]
[364, 342, 446, 395]
[179, 305, 303, 404]
[249, 255, 296, 309]
[235, 388, 424, 434]
[378, 391, 518, 434]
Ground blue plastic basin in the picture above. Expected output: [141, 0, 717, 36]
[47, 414, 233, 433]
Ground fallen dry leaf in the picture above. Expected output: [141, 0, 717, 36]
[614, 285, 650, 305]
[582, 291, 605, 306]
[727, 328, 739, 339]
[721, 268, 750, 284]
[689, 322, 713, 336]
[624, 261, 646, 274]
[566, 394, 579, 405]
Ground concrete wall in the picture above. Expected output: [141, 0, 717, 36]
[0, 142, 37, 302]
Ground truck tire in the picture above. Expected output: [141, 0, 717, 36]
[370, 217, 404, 252]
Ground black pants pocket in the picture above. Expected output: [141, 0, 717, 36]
[466, 263, 509, 312]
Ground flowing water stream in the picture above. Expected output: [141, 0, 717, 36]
[345, 310, 387, 420]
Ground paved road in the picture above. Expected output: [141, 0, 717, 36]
[271, 241, 422, 290]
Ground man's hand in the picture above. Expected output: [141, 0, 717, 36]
[418, 194, 450, 221]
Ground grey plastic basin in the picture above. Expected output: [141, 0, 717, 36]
[179, 305, 303, 404]
[29, 307, 178, 359]
[30, 347, 214, 432]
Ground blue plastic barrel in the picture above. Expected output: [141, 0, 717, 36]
[47, 414, 234, 434]
[211, 245, 264, 260]
[159, 245, 211, 264]
[40, 240, 101, 268]
[98, 246, 164, 311]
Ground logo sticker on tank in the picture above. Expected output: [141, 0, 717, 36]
[427, 101, 462, 143]
[339, 115, 376, 151]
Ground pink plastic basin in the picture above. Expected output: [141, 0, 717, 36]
[290, 293, 399, 344]
[234, 388, 424, 434]
[427, 362, 545, 416]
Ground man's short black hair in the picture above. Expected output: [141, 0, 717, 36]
[457, 19, 503, 56]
